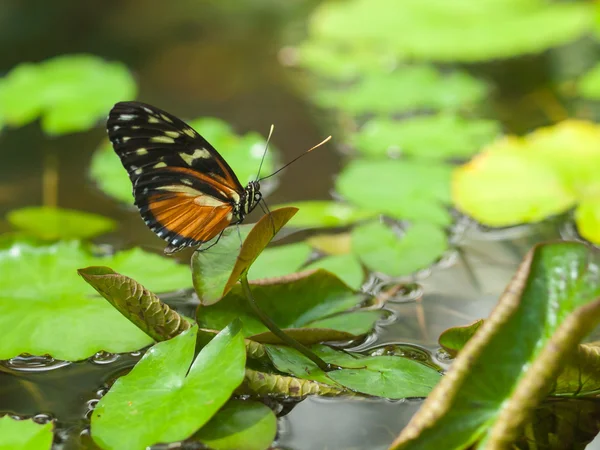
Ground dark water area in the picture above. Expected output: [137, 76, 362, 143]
[2, 1, 600, 449]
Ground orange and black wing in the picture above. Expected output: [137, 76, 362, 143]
[107, 101, 244, 253]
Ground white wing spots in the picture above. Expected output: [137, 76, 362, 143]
[132, 125, 141, 130]
[183, 128, 196, 138]
[153, 162, 167, 169]
[148, 116, 160, 124]
[194, 195, 225, 207]
[156, 185, 204, 196]
[122, 136, 131, 143]
[112, 125, 120, 131]
[229, 191, 240, 203]
[150, 136, 175, 144]
[143, 107, 153, 114]
[226, 211, 233, 222]
[171, 238, 179, 245]
[134, 168, 143, 175]
[164, 130, 180, 138]
[179, 148, 211, 166]
[136, 148, 149, 155]
[161, 114, 173, 123]
[119, 114, 136, 121]
[181, 179, 193, 186]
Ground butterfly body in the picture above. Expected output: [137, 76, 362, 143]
[107, 101, 262, 254]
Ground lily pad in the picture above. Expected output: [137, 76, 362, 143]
[315, 66, 488, 115]
[266, 344, 441, 399]
[78, 266, 191, 342]
[193, 400, 277, 450]
[351, 115, 500, 160]
[247, 242, 312, 281]
[0, 240, 191, 360]
[0, 417, 53, 450]
[336, 159, 452, 225]
[452, 121, 600, 230]
[352, 221, 448, 277]
[390, 242, 600, 449]
[90, 118, 275, 204]
[191, 207, 298, 305]
[307, 0, 593, 62]
[273, 201, 376, 228]
[0, 54, 136, 135]
[438, 320, 484, 357]
[6, 206, 116, 240]
[577, 62, 600, 100]
[196, 269, 377, 339]
[91, 324, 246, 450]
[304, 253, 365, 290]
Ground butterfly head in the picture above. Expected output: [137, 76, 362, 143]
[237, 181, 261, 220]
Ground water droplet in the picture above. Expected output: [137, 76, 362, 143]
[2, 355, 70, 372]
[90, 351, 119, 365]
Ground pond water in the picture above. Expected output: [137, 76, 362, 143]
[1, 1, 600, 449]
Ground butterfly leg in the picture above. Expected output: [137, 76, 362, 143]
[195, 230, 226, 253]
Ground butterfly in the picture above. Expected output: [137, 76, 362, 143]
[107, 101, 330, 255]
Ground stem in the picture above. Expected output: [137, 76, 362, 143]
[240, 274, 336, 372]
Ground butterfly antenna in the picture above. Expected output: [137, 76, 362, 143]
[258, 135, 332, 182]
[256, 124, 275, 181]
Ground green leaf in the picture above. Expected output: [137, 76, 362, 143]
[0, 54, 136, 135]
[0, 417, 53, 450]
[307, 0, 593, 62]
[89, 142, 134, 203]
[575, 197, 600, 244]
[273, 201, 376, 228]
[78, 266, 191, 342]
[438, 320, 484, 356]
[0, 241, 191, 360]
[390, 242, 600, 449]
[247, 242, 312, 281]
[577, 61, 600, 100]
[243, 368, 348, 398]
[304, 253, 365, 290]
[6, 206, 116, 240]
[351, 115, 500, 160]
[191, 207, 298, 305]
[315, 66, 488, 115]
[305, 310, 382, 336]
[266, 344, 441, 399]
[196, 269, 369, 339]
[352, 221, 448, 277]
[452, 122, 595, 227]
[193, 400, 276, 450]
[91, 324, 246, 450]
[336, 159, 452, 225]
[90, 118, 274, 204]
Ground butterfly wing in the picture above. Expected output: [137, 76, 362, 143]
[107, 101, 245, 252]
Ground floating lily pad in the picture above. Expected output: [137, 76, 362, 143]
[304, 253, 364, 290]
[266, 344, 441, 399]
[315, 66, 488, 115]
[336, 159, 452, 225]
[6, 206, 116, 240]
[575, 197, 600, 244]
[351, 115, 500, 160]
[0, 417, 53, 450]
[193, 400, 277, 450]
[0, 54, 136, 135]
[452, 121, 600, 231]
[191, 207, 298, 305]
[247, 242, 312, 281]
[438, 320, 484, 357]
[274, 201, 376, 228]
[196, 269, 378, 339]
[577, 62, 600, 100]
[352, 221, 447, 278]
[90, 118, 275, 204]
[307, 232, 352, 256]
[307, 0, 593, 63]
[390, 242, 600, 449]
[0, 241, 191, 360]
[92, 324, 246, 450]
[296, 40, 398, 82]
